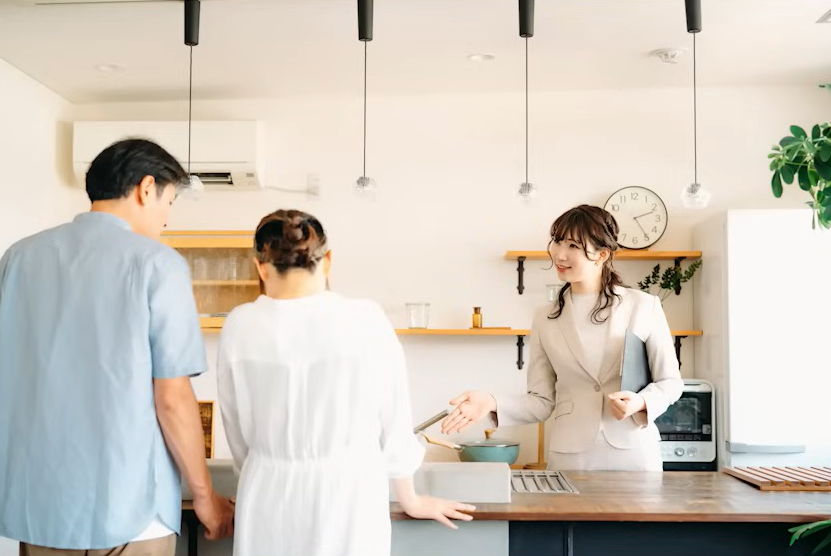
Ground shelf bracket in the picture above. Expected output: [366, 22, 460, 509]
[673, 256, 686, 295]
[674, 335, 687, 367]
[516, 256, 526, 295]
[516, 335, 525, 369]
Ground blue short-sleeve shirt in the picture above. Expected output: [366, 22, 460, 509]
[0, 212, 206, 549]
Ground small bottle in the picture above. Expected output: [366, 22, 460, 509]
[472, 306, 483, 328]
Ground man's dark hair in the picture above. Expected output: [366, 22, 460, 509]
[85, 138, 189, 202]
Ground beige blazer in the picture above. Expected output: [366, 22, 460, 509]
[494, 287, 683, 453]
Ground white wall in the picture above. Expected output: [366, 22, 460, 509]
[68, 85, 831, 468]
[0, 56, 87, 556]
[0, 59, 86, 253]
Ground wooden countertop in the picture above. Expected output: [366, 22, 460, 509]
[390, 471, 831, 523]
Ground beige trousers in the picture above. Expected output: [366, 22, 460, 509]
[20, 535, 175, 556]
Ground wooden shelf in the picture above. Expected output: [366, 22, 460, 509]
[199, 321, 700, 367]
[161, 231, 253, 249]
[505, 249, 702, 295]
[396, 328, 530, 369]
[395, 328, 530, 336]
[199, 316, 226, 330]
[504, 250, 701, 261]
[193, 280, 259, 287]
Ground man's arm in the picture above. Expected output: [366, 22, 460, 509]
[154, 377, 233, 540]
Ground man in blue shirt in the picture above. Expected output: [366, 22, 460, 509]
[0, 139, 234, 555]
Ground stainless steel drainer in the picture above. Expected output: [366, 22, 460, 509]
[511, 470, 578, 494]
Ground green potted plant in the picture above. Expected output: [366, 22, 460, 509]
[768, 123, 831, 229]
[789, 520, 831, 554]
[636, 261, 702, 302]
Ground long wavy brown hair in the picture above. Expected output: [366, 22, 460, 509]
[547, 205, 624, 324]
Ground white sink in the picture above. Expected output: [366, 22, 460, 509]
[391, 462, 512, 503]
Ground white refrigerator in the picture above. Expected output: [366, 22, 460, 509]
[693, 209, 831, 467]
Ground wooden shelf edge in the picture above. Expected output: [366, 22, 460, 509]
[201, 322, 697, 337]
[505, 250, 702, 261]
[192, 280, 259, 286]
[672, 330, 703, 337]
[395, 329, 530, 336]
[163, 231, 253, 236]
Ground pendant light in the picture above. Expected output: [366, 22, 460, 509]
[183, 0, 204, 198]
[517, 0, 536, 202]
[354, 0, 377, 197]
[680, 0, 710, 209]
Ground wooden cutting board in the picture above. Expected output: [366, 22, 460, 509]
[722, 466, 831, 491]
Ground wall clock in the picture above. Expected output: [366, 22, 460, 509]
[603, 186, 668, 250]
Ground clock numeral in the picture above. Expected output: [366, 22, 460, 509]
[610, 204, 620, 212]
[632, 236, 639, 245]
[621, 233, 627, 242]
[655, 214, 662, 222]
[652, 203, 657, 211]
[644, 234, 650, 242]
[652, 227, 658, 233]
[631, 192, 639, 201]
[619, 195, 627, 203]
[645, 195, 648, 202]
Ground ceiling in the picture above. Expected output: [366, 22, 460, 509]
[0, 0, 829, 103]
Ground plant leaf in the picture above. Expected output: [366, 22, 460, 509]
[810, 531, 831, 554]
[822, 192, 831, 206]
[772, 171, 783, 198]
[780, 136, 801, 148]
[781, 164, 796, 184]
[813, 125, 821, 140]
[791, 125, 808, 139]
[815, 157, 831, 181]
[796, 520, 831, 539]
[798, 165, 811, 191]
[821, 143, 831, 163]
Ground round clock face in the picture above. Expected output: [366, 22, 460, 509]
[603, 187, 668, 250]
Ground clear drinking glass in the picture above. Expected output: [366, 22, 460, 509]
[405, 303, 430, 329]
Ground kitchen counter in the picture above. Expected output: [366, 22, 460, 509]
[390, 471, 830, 523]
[183, 470, 830, 556]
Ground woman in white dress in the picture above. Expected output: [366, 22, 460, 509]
[441, 205, 683, 471]
[217, 209, 474, 556]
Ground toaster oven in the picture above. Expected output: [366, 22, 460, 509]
[657, 379, 717, 471]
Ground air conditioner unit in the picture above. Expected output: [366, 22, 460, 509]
[21, 1, 212, 5]
[72, 120, 263, 191]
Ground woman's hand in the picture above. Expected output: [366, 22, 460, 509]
[440, 391, 497, 434]
[607, 391, 646, 421]
[399, 496, 476, 529]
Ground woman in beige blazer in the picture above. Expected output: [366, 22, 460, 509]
[442, 205, 683, 471]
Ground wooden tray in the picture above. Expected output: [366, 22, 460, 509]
[722, 466, 831, 491]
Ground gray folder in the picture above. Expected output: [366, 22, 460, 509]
[620, 329, 652, 393]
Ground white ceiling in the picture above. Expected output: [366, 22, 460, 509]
[0, 0, 829, 103]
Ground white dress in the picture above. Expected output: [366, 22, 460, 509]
[217, 292, 425, 556]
